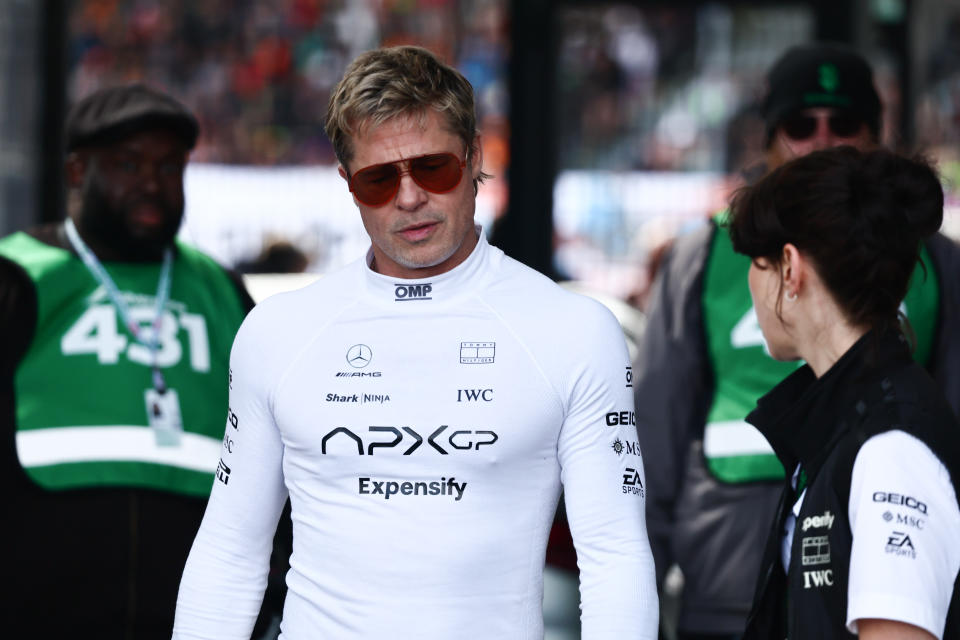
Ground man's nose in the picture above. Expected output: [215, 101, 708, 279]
[395, 172, 427, 210]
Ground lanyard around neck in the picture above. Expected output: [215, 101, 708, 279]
[64, 218, 174, 391]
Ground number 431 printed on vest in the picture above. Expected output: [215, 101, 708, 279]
[60, 303, 210, 371]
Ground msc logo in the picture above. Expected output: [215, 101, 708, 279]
[611, 438, 642, 457]
[321, 425, 499, 455]
[346, 344, 372, 368]
[622, 467, 644, 496]
[395, 283, 432, 301]
[216, 458, 231, 485]
[605, 411, 635, 427]
[222, 433, 235, 454]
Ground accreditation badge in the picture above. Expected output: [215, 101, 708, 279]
[145, 388, 184, 447]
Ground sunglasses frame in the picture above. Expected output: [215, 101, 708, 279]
[779, 111, 865, 142]
[348, 152, 468, 207]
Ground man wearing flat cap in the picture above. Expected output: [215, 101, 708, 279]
[0, 84, 257, 638]
[633, 43, 960, 639]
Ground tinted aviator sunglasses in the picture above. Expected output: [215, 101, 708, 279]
[780, 111, 865, 141]
[348, 152, 467, 207]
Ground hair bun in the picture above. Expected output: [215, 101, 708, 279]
[863, 151, 944, 239]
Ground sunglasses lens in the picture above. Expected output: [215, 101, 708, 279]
[351, 163, 401, 206]
[410, 153, 464, 193]
[781, 115, 817, 141]
[829, 114, 863, 137]
[350, 153, 465, 206]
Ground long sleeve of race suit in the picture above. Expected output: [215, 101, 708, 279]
[173, 306, 289, 639]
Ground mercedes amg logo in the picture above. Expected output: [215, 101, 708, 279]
[346, 344, 372, 368]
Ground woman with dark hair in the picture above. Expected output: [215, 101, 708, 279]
[727, 146, 960, 640]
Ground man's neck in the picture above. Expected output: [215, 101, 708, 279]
[65, 218, 169, 263]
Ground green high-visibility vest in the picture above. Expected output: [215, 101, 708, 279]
[0, 232, 247, 496]
[701, 218, 939, 483]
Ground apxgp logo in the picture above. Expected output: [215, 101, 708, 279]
[321, 425, 498, 455]
[395, 283, 432, 301]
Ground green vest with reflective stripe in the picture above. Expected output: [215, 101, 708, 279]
[0, 232, 246, 496]
[701, 218, 939, 483]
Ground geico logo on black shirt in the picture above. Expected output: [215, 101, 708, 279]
[321, 425, 498, 455]
[394, 283, 432, 301]
[872, 492, 928, 514]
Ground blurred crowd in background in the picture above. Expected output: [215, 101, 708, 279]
[63, 0, 960, 307]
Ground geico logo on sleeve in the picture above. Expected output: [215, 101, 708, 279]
[872, 492, 928, 514]
[605, 411, 635, 427]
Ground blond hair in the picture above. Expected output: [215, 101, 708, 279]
[325, 46, 488, 186]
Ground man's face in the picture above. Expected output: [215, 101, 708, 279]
[767, 107, 874, 169]
[341, 110, 482, 279]
[73, 128, 188, 259]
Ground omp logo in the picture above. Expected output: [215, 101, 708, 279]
[321, 425, 498, 455]
[802, 569, 833, 589]
[359, 476, 466, 501]
[216, 458, 231, 485]
[346, 344, 372, 368]
[227, 408, 239, 430]
[622, 467, 644, 497]
[395, 283, 432, 301]
[460, 342, 495, 364]
[625, 366, 633, 388]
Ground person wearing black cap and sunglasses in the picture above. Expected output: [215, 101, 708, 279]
[0, 84, 263, 638]
[632, 42, 960, 640]
[173, 45, 658, 640]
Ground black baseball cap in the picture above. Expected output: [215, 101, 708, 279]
[65, 84, 199, 151]
[762, 43, 881, 145]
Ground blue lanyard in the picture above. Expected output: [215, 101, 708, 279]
[64, 218, 174, 392]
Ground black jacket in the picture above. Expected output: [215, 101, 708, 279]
[743, 331, 960, 639]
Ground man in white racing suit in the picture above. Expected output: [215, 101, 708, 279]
[173, 45, 658, 639]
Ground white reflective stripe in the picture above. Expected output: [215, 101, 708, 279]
[16, 426, 221, 472]
[703, 419, 775, 458]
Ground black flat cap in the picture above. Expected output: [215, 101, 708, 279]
[762, 43, 881, 145]
[65, 84, 199, 151]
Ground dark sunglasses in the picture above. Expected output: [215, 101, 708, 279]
[348, 152, 467, 207]
[779, 112, 865, 141]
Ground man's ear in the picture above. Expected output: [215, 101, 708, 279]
[469, 135, 483, 180]
[65, 152, 87, 188]
[338, 165, 348, 181]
